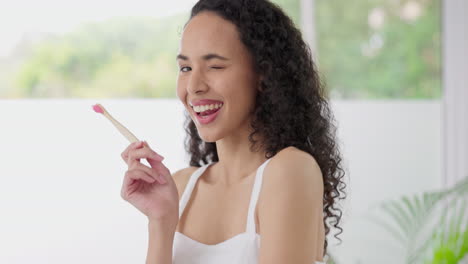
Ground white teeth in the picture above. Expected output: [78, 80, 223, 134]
[193, 103, 223, 113]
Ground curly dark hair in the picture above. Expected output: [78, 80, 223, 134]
[182, 0, 347, 256]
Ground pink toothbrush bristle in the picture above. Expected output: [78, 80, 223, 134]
[92, 104, 104, 114]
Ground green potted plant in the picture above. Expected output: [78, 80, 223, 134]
[368, 176, 468, 264]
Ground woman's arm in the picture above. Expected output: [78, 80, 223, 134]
[146, 220, 176, 264]
[258, 147, 325, 263]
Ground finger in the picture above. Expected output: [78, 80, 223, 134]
[122, 141, 142, 160]
[131, 161, 168, 185]
[129, 162, 160, 182]
[142, 141, 165, 160]
[141, 141, 169, 177]
[127, 145, 164, 168]
[121, 141, 144, 164]
[126, 143, 148, 167]
[126, 169, 156, 183]
[121, 170, 156, 199]
[146, 158, 170, 184]
[130, 147, 164, 163]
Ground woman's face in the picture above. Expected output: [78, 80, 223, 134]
[176, 11, 261, 143]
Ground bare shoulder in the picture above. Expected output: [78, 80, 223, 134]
[171, 166, 199, 200]
[259, 146, 324, 211]
[256, 146, 325, 259]
[256, 149, 326, 264]
[265, 146, 323, 185]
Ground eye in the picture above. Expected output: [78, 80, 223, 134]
[211, 66, 224, 70]
[179, 66, 191, 72]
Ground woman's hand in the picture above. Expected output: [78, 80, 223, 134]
[120, 141, 179, 227]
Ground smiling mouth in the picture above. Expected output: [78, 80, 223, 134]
[197, 107, 222, 116]
[190, 103, 224, 116]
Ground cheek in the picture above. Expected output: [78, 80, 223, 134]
[176, 79, 186, 103]
[234, 78, 258, 106]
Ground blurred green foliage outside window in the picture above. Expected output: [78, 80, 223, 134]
[316, 0, 441, 99]
[0, 0, 440, 99]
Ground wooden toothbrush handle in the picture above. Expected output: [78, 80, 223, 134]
[103, 111, 139, 143]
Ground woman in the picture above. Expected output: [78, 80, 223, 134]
[120, 0, 346, 263]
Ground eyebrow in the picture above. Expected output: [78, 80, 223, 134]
[176, 53, 230, 61]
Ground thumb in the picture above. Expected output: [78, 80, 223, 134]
[143, 141, 165, 160]
[147, 158, 170, 183]
[142, 141, 169, 181]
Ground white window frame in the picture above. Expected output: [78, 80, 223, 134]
[442, 0, 468, 187]
[300, 0, 318, 63]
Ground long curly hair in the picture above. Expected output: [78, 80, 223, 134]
[182, 0, 347, 256]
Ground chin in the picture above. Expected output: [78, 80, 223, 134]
[194, 122, 226, 143]
[198, 129, 222, 143]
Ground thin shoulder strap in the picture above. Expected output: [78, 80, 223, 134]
[178, 163, 212, 219]
[246, 158, 272, 234]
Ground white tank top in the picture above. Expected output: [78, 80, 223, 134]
[172, 158, 325, 264]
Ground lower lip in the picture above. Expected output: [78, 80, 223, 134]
[195, 106, 222, 125]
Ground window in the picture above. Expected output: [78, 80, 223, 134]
[315, 0, 442, 99]
[0, 0, 300, 98]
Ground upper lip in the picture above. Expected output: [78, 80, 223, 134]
[189, 99, 224, 107]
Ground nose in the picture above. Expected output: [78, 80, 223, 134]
[187, 68, 208, 95]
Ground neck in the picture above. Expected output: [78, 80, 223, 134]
[210, 127, 267, 187]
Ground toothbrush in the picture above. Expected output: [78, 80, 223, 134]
[92, 103, 139, 143]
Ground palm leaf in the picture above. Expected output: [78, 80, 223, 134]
[426, 197, 468, 263]
[368, 176, 468, 264]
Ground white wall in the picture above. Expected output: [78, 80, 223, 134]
[0, 99, 441, 263]
[328, 100, 441, 264]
